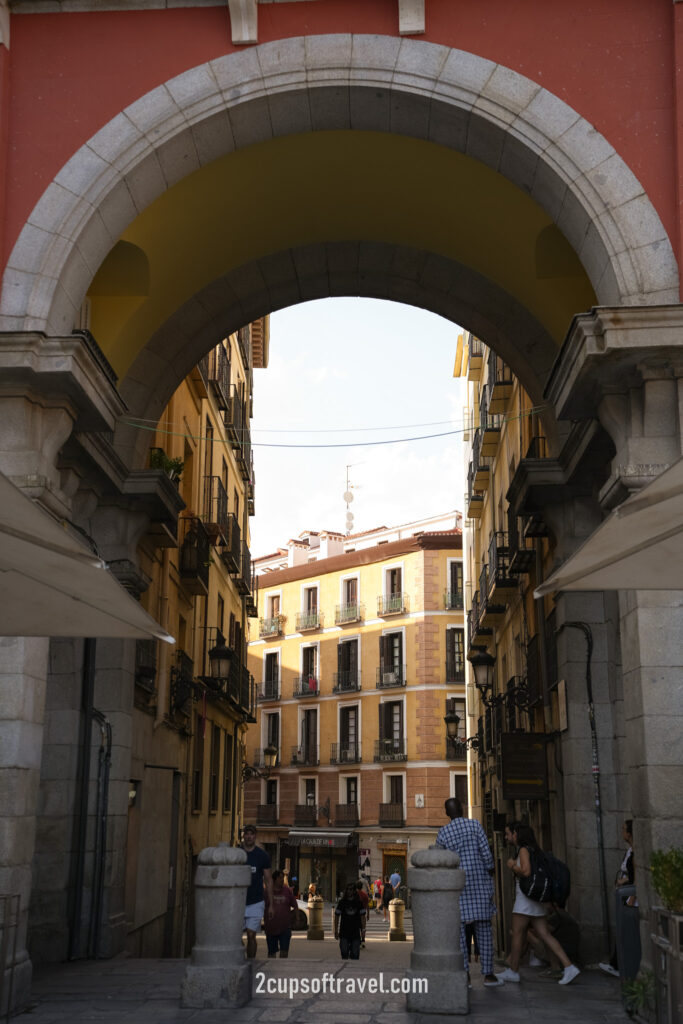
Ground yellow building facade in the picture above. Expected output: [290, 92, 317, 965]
[125, 319, 268, 955]
[461, 332, 563, 950]
[244, 517, 465, 901]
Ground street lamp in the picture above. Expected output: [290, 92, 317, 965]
[208, 632, 232, 680]
[467, 646, 496, 702]
[242, 743, 278, 781]
[443, 699, 479, 751]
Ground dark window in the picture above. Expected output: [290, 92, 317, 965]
[266, 779, 277, 806]
[344, 578, 357, 603]
[340, 705, 358, 748]
[209, 723, 220, 812]
[304, 778, 316, 803]
[222, 732, 233, 812]
[265, 651, 279, 682]
[387, 568, 402, 594]
[389, 775, 403, 804]
[302, 646, 317, 678]
[379, 701, 403, 740]
[450, 562, 464, 600]
[266, 712, 279, 750]
[192, 713, 205, 811]
[446, 627, 465, 681]
[305, 587, 318, 612]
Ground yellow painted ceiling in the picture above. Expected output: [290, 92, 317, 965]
[88, 131, 596, 378]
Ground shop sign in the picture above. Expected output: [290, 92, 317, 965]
[500, 733, 548, 800]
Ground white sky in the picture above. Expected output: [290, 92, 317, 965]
[249, 298, 468, 557]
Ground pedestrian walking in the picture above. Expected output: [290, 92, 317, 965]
[381, 876, 393, 922]
[355, 881, 369, 947]
[265, 870, 297, 958]
[435, 797, 501, 987]
[389, 868, 401, 892]
[240, 824, 273, 959]
[496, 823, 580, 986]
[334, 882, 366, 959]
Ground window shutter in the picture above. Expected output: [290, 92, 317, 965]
[337, 643, 344, 674]
[349, 639, 358, 674]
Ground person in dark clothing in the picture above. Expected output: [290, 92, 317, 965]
[265, 870, 297, 958]
[600, 819, 635, 978]
[240, 824, 272, 959]
[355, 880, 369, 947]
[335, 882, 366, 959]
[381, 876, 393, 922]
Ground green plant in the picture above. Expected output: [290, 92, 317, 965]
[651, 848, 683, 912]
[149, 447, 184, 482]
[622, 969, 655, 1017]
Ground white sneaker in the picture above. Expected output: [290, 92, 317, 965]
[599, 962, 619, 978]
[529, 952, 547, 967]
[496, 968, 520, 983]
[559, 964, 580, 985]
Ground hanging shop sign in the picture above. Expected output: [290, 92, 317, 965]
[500, 733, 548, 800]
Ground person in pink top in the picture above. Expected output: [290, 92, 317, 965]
[265, 870, 297, 958]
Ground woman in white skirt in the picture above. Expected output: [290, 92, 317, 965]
[496, 823, 580, 986]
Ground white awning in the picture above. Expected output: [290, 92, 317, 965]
[534, 457, 683, 596]
[0, 472, 174, 641]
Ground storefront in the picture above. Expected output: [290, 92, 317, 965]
[287, 830, 358, 902]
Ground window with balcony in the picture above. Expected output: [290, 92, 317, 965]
[297, 585, 320, 631]
[446, 627, 466, 683]
[335, 638, 360, 692]
[262, 651, 280, 700]
[375, 700, 405, 760]
[292, 708, 317, 765]
[265, 712, 279, 762]
[380, 775, 404, 826]
[377, 631, 404, 688]
[294, 645, 319, 696]
[446, 561, 464, 610]
[336, 705, 359, 763]
[337, 576, 361, 623]
[446, 698, 467, 761]
[258, 779, 278, 826]
[379, 567, 405, 614]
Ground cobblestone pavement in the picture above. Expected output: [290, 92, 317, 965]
[24, 930, 629, 1023]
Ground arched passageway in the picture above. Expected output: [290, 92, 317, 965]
[1, 34, 682, 1013]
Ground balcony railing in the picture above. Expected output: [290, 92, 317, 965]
[293, 676, 320, 698]
[246, 571, 258, 619]
[205, 343, 231, 410]
[247, 453, 255, 516]
[487, 350, 513, 413]
[377, 592, 407, 616]
[258, 678, 280, 701]
[224, 386, 245, 446]
[444, 589, 464, 610]
[488, 531, 517, 602]
[294, 804, 318, 827]
[260, 615, 284, 638]
[330, 743, 361, 764]
[169, 649, 194, 715]
[220, 512, 241, 573]
[256, 804, 278, 825]
[333, 672, 361, 693]
[203, 475, 229, 546]
[335, 803, 360, 827]
[374, 738, 407, 762]
[507, 509, 535, 575]
[445, 656, 466, 683]
[376, 666, 406, 689]
[236, 428, 251, 483]
[379, 802, 405, 827]
[179, 517, 210, 596]
[335, 602, 363, 624]
[234, 541, 251, 596]
[446, 737, 468, 761]
[237, 325, 251, 371]
[467, 335, 483, 381]
[291, 744, 319, 766]
[296, 611, 322, 631]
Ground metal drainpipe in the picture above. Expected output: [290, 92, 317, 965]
[68, 638, 96, 960]
[88, 710, 112, 959]
[557, 620, 611, 954]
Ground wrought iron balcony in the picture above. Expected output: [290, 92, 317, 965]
[293, 676, 320, 698]
[256, 804, 278, 825]
[237, 325, 251, 371]
[246, 571, 258, 619]
[224, 386, 245, 447]
[446, 737, 468, 762]
[335, 803, 360, 827]
[234, 541, 251, 596]
[374, 738, 407, 762]
[488, 531, 517, 603]
[379, 802, 405, 827]
[220, 512, 241, 573]
[205, 343, 231, 410]
[291, 744, 319, 766]
[294, 804, 318, 827]
[179, 516, 210, 596]
[296, 610, 322, 632]
[237, 429, 251, 483]
[169, 649, 194, 715]
[467, 335, 483, 381]
[444, 589, 464, 610]
[260, 614, 284, 638]
[507, 509, 535, 575]
[258, 678, 280, 701]
[330, 743, 361, 764]
[333, 672, 361, 693]
[247, 453, 255, 516]
[376, 666, 406, 689]
[487, 350, 513, 413]
[446, 655, 465, 684]
[335, 602, 363, 625]
[377, 592, 407, 616]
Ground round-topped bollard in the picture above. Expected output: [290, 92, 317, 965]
[181, 844, 253, 1008]
[405, 846, 468, 1015]
[388, 897, 406, 941]
[307, 894, 324, 940]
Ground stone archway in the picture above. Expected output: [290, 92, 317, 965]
[1, 35, 677, 347]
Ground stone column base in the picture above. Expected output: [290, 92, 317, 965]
[405, 967, 468, 1014]
[307, 928, 324, 940]
[388, 927, 406, 941]
[181, 961, 253, 1008]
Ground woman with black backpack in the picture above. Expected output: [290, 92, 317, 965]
[496, 823, 580, 986]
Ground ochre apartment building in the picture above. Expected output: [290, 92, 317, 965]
[244, 514, 465, 900]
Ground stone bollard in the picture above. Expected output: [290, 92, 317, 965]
[405, 847, 468, 1015]
[388, 898, 406, 941]
[181, 844, 253, 1009]
[307, 894, 324, 940]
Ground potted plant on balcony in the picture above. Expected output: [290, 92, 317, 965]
[149, 446, 184, 483]
[649, 847, 683, 1023]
